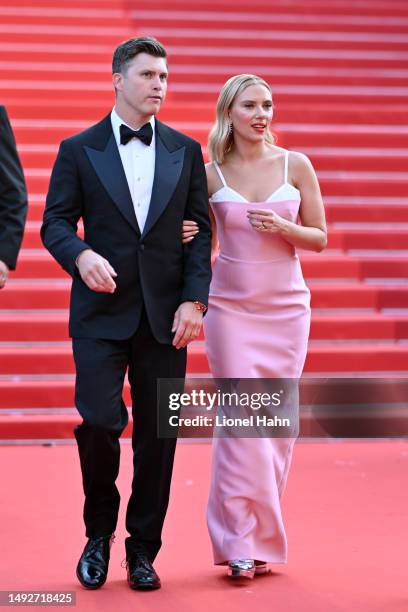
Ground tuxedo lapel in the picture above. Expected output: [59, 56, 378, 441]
[84, 122, 140, 235]
[142, 121, 185, 239]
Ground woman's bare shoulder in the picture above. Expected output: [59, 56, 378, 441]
[205, 162, 222, 196]
[287, 149, 313, 170]
[205, 161, 219, 175]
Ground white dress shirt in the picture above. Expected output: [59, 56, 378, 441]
[110, 107, 156, 233]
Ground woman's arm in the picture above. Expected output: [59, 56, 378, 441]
[182, 162, 219, 256]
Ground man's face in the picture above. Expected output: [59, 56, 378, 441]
[113, 52, 168, 118]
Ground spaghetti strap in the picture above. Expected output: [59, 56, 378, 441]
[284, 150, 289, 183]
[213, 162, 227, 187]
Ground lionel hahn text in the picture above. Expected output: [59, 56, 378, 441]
[168, 415, 291, 428]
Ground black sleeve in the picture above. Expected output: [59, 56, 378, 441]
[41, 138, 91, 277]
[181, 141, 212, 306]
[0, 106, 28, 270]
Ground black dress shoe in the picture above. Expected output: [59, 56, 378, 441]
[126, 553, 161, 590]
[76, 534, 114, 589]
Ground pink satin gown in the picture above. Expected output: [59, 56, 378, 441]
[203, 150, 311, 564]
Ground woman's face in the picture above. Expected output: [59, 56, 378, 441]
[228, 83, 273, 144]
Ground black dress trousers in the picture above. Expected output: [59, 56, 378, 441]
[73, 307, 186, 561]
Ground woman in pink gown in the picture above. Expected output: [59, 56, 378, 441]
[184, 74, 326, 579]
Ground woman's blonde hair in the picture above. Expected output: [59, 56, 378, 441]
[208, 74, 275, 164]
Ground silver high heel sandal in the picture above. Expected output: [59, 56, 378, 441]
[227, 559, 255, 579]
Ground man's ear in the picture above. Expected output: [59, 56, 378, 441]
[112, 72, 123, 92]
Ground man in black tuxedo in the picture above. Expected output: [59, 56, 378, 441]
[41, 37, 212, 590]
[0, 106, 27, 288]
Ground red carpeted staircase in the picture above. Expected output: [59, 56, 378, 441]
[1, 0, 407, 439]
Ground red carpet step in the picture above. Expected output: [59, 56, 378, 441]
[0, 343, 407, 376]
[12, 251, 408, 280]
[1, 312, 408, 342]
[3, 281, 408, 311]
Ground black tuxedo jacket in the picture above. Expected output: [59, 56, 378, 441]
[41, 115, 212, 343]
[0, 106, 28, 270]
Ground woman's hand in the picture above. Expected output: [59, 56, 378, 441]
[247, 209, 289, 234]
[0, 260, 9, 289]
[182, 219, 199, 244]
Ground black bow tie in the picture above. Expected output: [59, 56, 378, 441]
[120, 122, 153, 146]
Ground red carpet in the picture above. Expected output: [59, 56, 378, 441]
[0, 4, 407, 610]
[0, 5, 407, 609]
[0, 440, 407, 611]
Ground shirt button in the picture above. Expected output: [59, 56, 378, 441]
[137, 202, 141, 207]
[137, 177, 141, 182]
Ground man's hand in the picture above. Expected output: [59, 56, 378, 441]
[172, 302, 203, 349]
[76, 249, 117, 293]
[0, 260, 9, 289]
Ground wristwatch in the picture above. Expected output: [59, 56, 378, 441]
[193, 301, 207, 313]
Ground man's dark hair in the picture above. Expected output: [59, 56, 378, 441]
[112, 36, 167, 74]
